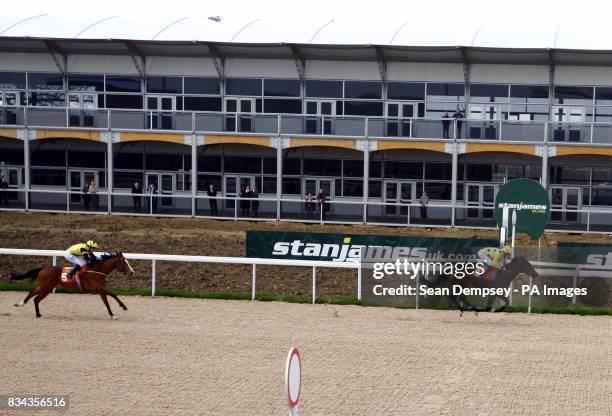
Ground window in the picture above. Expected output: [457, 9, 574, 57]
[263, 157, 277, 174]
[114, 153, 143, 169]
[114, 171, 143, 189]
[424, 182, 452, 200]
[105, 76, 142, 93]
[0, 149, 24, 164]
[105, 94, 143, 109]
[387, 82, 425, 100]
[342, 179, 363, 197]
[146, 76, 182, 93]
[263, 99, 301, 114]
[368, 180, 381, 197]
[344, 81, 382, 99]
[549, 166, 590, 185]
[262, 177, 277, 193]
[595, 87, 612, 105]
[510, 85, 549, 102]
[465, 164, 493, 181]
[470, 84, 509, 101]
[145, 154, 183, 171]
[283, 158, 301, 175]
[554, 86, 593, 104]
[224, 156, 261, 173]
[0, 72, 26, 89]
[344, 101, 383, 116]
[27, 73, 63, 90]
[184, 77, 220, 94]
[369, 161, 382, 178]
[68, 75, 104, 91]
[305, 80, 343, 98]
[425, 162, 452, 180]
[282, 178, 301, 194]
[68, 151, 105, 168]
[343, 160, 363, 177]
[31, 150, 65, 167]
[184, 97, 222, 111]
[426, 83, 465, 101]
[31, 169, 66, 186]
[197, 155, 222, 172]
[384, 161, 421, 179]
[197, 174, 222, 191]
[225, 78, 262, 96]
[27, 92, 65, 107]
[264, 79, 300, 97]
[593, 167, 612, 184]
[591, 188, 612, 205]
[303, 159, 341, 176]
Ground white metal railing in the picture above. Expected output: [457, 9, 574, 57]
[0, 248, 361, 304]
[1, 248, 609, 312]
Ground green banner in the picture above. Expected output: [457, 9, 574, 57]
[557, 242, 612, 266]
[494, 178, 550, 239]
[246, 230, 497, 262]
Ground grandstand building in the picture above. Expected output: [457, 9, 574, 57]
[0, 37, 611, 232]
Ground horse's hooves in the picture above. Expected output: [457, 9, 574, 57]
[110, 316, 119, 320]
[122, 306, 128, 311]
[36, 315, 42, 318]
[14, 302, 23, 307]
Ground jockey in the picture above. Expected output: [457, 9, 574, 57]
[64, 240, 100, 279]
[477, 245, 512, 282]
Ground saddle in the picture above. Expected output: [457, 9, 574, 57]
[61, 264, 89, 283]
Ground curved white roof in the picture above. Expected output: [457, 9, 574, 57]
[1, 13, 612, 50]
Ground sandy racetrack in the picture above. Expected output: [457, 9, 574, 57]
[1, 291, 610, 416]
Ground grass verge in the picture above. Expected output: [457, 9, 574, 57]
[1, 283, 609, 315]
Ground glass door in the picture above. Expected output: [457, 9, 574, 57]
[552, 106, 585, 142]
[225, 175, 255, 210]
[305, 100, 335, 134]
[160, 173, 175, 208]
[550, 186, 581, 222]
[68, 93, 96, 127]
[384, 181, 415, 216]
[386, 102, 414, 137]
[304, 178, 334, 216]
[1, 166, 21, 201]
[225, 98, 256, 132]
[147, 95, 176, 130]
[0, 91, 20, 125]
[69, 170, 98, 205]
[468, 104, 499, 139]
[466, 183, 498, 219]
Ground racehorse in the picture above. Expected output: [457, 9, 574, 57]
[421, 256, 539, 314]
[9, 252, 134, 319]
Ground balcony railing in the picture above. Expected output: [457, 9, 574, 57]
[1, 106, 612, 144]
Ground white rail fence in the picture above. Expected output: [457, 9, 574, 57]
[1, 248, 609, 311]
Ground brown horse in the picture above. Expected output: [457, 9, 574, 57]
[9, 252, 134, 319]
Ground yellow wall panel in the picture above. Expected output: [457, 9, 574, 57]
[204, 135, 271, 147]
[289, 138, 357, 150]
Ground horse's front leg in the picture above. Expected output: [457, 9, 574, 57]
[98, 292, 117, 319]
[108, 291, 128, 311]
[494, 296, 509, 312]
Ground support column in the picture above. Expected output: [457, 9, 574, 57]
[362, 136, 369, 224]
[541, 143, 549, 190]
[106, 133, 113, 214]
[276, 136, 283, 221]
[23, 129, 30, 210]
[191, 135, 197, 217]
[450, 141, 458, 227]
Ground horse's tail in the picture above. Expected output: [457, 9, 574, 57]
[8, 267, 43, 282]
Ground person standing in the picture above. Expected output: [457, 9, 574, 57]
[419, 191, 429, 219]
[442, 111, 451, 139]
[147, 180, 158, 213]
[240, 185, 251, 217]
[207, 184, 218, 216]
[453, 109, 464, 139]
[82, 182, 90, 211]
[251, 186, 259, 217]
[305, 192, 315, 219]
[88, 180, 98, 211]
[131, 182, 142, 212]
[0, 174, 8, 206]
[317, 187, 327, 221]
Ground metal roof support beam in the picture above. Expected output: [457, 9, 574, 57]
[374, 46, 387, 84]
[289, 44, 305, 81]
[123, 40, 146, 77]
[43, 40, 67, 77]
[206, 43, 225, 79]
[460, 47, 470, 110]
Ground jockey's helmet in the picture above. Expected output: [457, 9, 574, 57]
[86, 240, 99, 249]
[501, 245, 512, 255]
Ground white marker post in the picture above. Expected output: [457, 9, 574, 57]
[285, 347, 301, 416]
[509, 209, 517, 306]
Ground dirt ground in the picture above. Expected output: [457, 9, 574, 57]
[1, 212, 610, 297]
[0, 292, 610, 415]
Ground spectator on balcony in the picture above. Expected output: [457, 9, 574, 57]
[0, 174, 8, 206]
[419, 191, 429, 219]
[240, 185, 251, 217]
[88, 180, 99, 210]
[207, 184, 218, 216]
[251, 186, 260, 217]
[453, 109, 464, 138]
[442, 111, 451, 139]
[131, 182, 142, 213]
[305, 192, 315, 219]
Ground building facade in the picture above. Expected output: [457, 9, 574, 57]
[0, 38, 611, 232]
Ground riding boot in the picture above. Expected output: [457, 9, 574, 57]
[66, 264, 80, 279]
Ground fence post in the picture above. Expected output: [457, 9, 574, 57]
[415, 271, 420, 309]
[572, 266, 579, 305]
[312, 266, 316, 304]
[527, 273, 533, 313]
[357, 261, 362, 301]
[151, 259, 157, 297]
[252, 264, 256, 301]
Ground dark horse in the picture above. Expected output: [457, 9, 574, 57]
[422, 256, 539, 314]
[9, 252, 134, 319]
